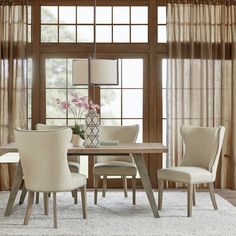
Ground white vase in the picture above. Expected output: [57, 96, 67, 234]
[84, 109, 100, 147]
[72, 134, 84, 147]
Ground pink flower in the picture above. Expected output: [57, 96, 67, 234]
[61, 101, 70, 109]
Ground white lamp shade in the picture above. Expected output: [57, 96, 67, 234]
[90, 59, 118, 85]
[72, 58, 118, 85]
[72, 59, 89, 85]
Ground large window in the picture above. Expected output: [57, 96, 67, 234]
[100, 59, 144, 142]
[40, 6, 148, 43]
[45, 58, 88, 125]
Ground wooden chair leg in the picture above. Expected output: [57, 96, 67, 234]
[73, 190, 78, 204]
[158, 179, 164, 210]
[23, 191, 34, 225]
[80, 186, 87, 219]
[43, 193, 49, 215]
[35, 192, 39, 204]
[123, 176, 128, 197]
[187, 184, 193, 217]
[19, 183, 27, 205]
[209, 182, 218, 210]
[102, 176, 107, 197]
[132, 175, 136, 205]
[94, 175, 100, 205]
[53, 193, 57, 228]
[193, 184, 196, 206]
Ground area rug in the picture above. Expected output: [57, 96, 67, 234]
[0, 190, 235, 236]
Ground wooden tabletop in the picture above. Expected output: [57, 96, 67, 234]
[0, 142, 167, 155]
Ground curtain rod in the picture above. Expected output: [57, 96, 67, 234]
[167, 0, 236, 5]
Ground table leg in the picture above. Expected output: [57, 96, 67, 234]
[19, 182, 27, 205]
[133, 153, 160, 218]
[4, 161, 23, 217]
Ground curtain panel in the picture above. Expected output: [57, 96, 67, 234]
[0, 0, 28, 190]
[166, 1, 236, 188]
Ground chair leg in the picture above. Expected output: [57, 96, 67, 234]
[158, 179, 164, 210]
[43, 193, 49, 215]
[23, 191, 34, 225]
[80, 186, 87, 219]
[132, 175, 136, 205]
[35, 192, 39, 204]
[53, 193, 57, 228]
[94, 175, 100, 205]
[209, 182, 218, 210]
[72, 190, 78, 204]
[123, 176, 128, 197]
[19, 183, 27, 205]
[187, 184, 193, 217]
[102, 176, 107, 197]
[193, 184, 196, 206]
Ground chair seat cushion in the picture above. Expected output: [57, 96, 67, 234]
[71, 173, 86, 190]
[157, 167, 213, 184]
[94, 161, 137, 175]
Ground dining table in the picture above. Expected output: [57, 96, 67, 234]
[0, 142, 167, 218]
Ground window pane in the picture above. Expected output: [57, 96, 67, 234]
[122, 59, 143, 88]
[131, 25, 148, 43]
[162, 59, 167, 88]
[59, 6, 76, 24]
[77, 6, 94, 24]
[122, 90, 143, 118]
[28, 6, 31, 24]
[28, 25, 31, 43]
[46, 89, 66, 118]
[113, 7, 129, 24]
[131, 7, 148, 24]
[158, 25, 167, 43]
[41, 6, 58, 24]
[46, 119, 67, 125]
[41, 25, 58, 42]
[28, 89, 31, 118]
[59, 25, 76, 42]
[100, 89, 121, 118]
[46, 59, 66, 88]
[162, 89, 166, 118]
[77, 25, 94, 42]
[158, 6, 166, 24]
[96, 7, 112, 24]
[113, 25, 129, 43]
[123, 119, 143, 142]
[101, 119, 121, 126]
[96, 25, 112, 42]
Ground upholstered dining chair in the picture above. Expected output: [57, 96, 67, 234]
[15, 128, 87, 228]
[35, 123, 80, 204]
[157, 125, 225, 217]
[94, 125, 139, 205]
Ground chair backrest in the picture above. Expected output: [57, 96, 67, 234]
[95, 125, 139, 163]
[180, 125, 225, 180]
[36, 123, 79, 164]
[15, 128, 73, 192]
[36, 123, 65, 130]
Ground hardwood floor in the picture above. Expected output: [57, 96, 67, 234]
[216, 189, 236, 206]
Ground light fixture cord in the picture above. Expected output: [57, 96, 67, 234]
[93, 0, 97, 59]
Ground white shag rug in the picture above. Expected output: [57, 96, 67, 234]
[0, 190, 236, 236]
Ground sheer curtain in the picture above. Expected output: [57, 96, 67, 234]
[0, 0, 28, 190]
[167, 0, 236, 188]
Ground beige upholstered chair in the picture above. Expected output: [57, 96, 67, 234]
[94, 125, 139, 205]
[35, 123, 80, 204]
[15, 128, 87, 228]
[157, 125, 225, 217]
